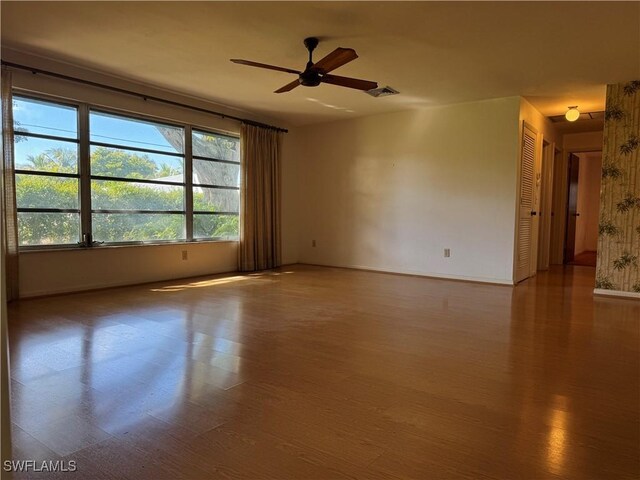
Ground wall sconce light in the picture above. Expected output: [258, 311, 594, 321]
[565, 106, 580, 122]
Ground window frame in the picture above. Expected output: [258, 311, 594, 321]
[191, 128, 241, 241]
[12, 90, 241, 250]
[88, 107, 188, 244]
[13, 93, 82, 249]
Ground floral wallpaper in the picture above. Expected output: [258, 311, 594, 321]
[596, 81, 640, 293]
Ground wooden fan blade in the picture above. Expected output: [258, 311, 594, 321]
[230, 59, 300, 75]
[312, 48, 358, 74]
[275, 79, 301, 93]
[321, 74, 378, 91]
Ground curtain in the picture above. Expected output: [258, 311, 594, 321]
[1, 68, 19, 301]
[238, 123, 282, 271]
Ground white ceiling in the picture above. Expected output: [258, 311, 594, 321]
[2, 1, 639, 126]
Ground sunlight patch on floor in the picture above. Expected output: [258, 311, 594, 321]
[150, 271, 294, 292]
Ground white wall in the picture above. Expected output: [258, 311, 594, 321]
[4, 49, 292, 297]
[288, 97, 522, 284]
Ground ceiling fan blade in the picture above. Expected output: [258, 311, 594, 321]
[312, 48, 358, 74]
[321, 74, 378, 91]
[230, 59, 300, 75]
[275, 79, 301, 93]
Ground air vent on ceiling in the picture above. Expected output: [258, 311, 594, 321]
[365, 86, 399, 98]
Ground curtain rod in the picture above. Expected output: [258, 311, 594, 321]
[1, 61, 288, 133]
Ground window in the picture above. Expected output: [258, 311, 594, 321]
[12, 95, 240, 248]
[192, 129, 240, 240]
[13, 97, 81, 246]
[89, 110, 186, 243]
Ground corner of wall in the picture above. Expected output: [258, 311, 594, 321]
[518, 97, 560, 144]
[281, 127, 301, 265]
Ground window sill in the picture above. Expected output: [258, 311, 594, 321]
[19, 239, 239, 254]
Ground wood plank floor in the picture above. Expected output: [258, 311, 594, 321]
[7, 264, 640, 479]
[568, 251, 597, 267]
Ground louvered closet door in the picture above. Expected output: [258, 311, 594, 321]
[516, 125, 537, 282]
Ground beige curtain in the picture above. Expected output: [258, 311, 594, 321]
[238, 123, 282, 271]
[1, 68, 19, 301]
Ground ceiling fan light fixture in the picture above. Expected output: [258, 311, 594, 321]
[565, 106, 580, 122]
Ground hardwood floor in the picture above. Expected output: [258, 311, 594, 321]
[568, 251, 597, 267]
[7, 265, 640, 479]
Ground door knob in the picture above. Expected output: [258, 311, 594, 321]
[530, 211, 537, 216]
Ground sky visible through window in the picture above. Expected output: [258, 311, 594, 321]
[90, 111, 183, 154]
[14, 97, 181, 168]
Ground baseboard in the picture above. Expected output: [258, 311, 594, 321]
[279, 262, 300, 268]
[299, 262, 514, 286]
[18, 268, 240, 299]
[593, 289, 640, 300]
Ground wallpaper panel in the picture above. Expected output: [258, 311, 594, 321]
[596, 81, 640, 293]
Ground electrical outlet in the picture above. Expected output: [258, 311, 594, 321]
[312, 240, 316, 247]
[181, 250, 188, 261]
[444, 248, 451, 258]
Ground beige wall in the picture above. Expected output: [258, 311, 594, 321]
[574, 152, 602, 254]
[287, 97, 522, 284]
[281, 130, 301, 265]
[519, 98, 559, 146]
[19, 241, 238, 298]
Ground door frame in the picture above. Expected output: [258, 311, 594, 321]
[563, 153, 581, 263]
[549, 148, 603, 265]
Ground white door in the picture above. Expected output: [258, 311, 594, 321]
[516, 125, 538, 282]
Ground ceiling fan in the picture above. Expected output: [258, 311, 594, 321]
[231, 37, 378, 94]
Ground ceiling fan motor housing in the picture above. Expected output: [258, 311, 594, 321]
[300, 70, 322, 87]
